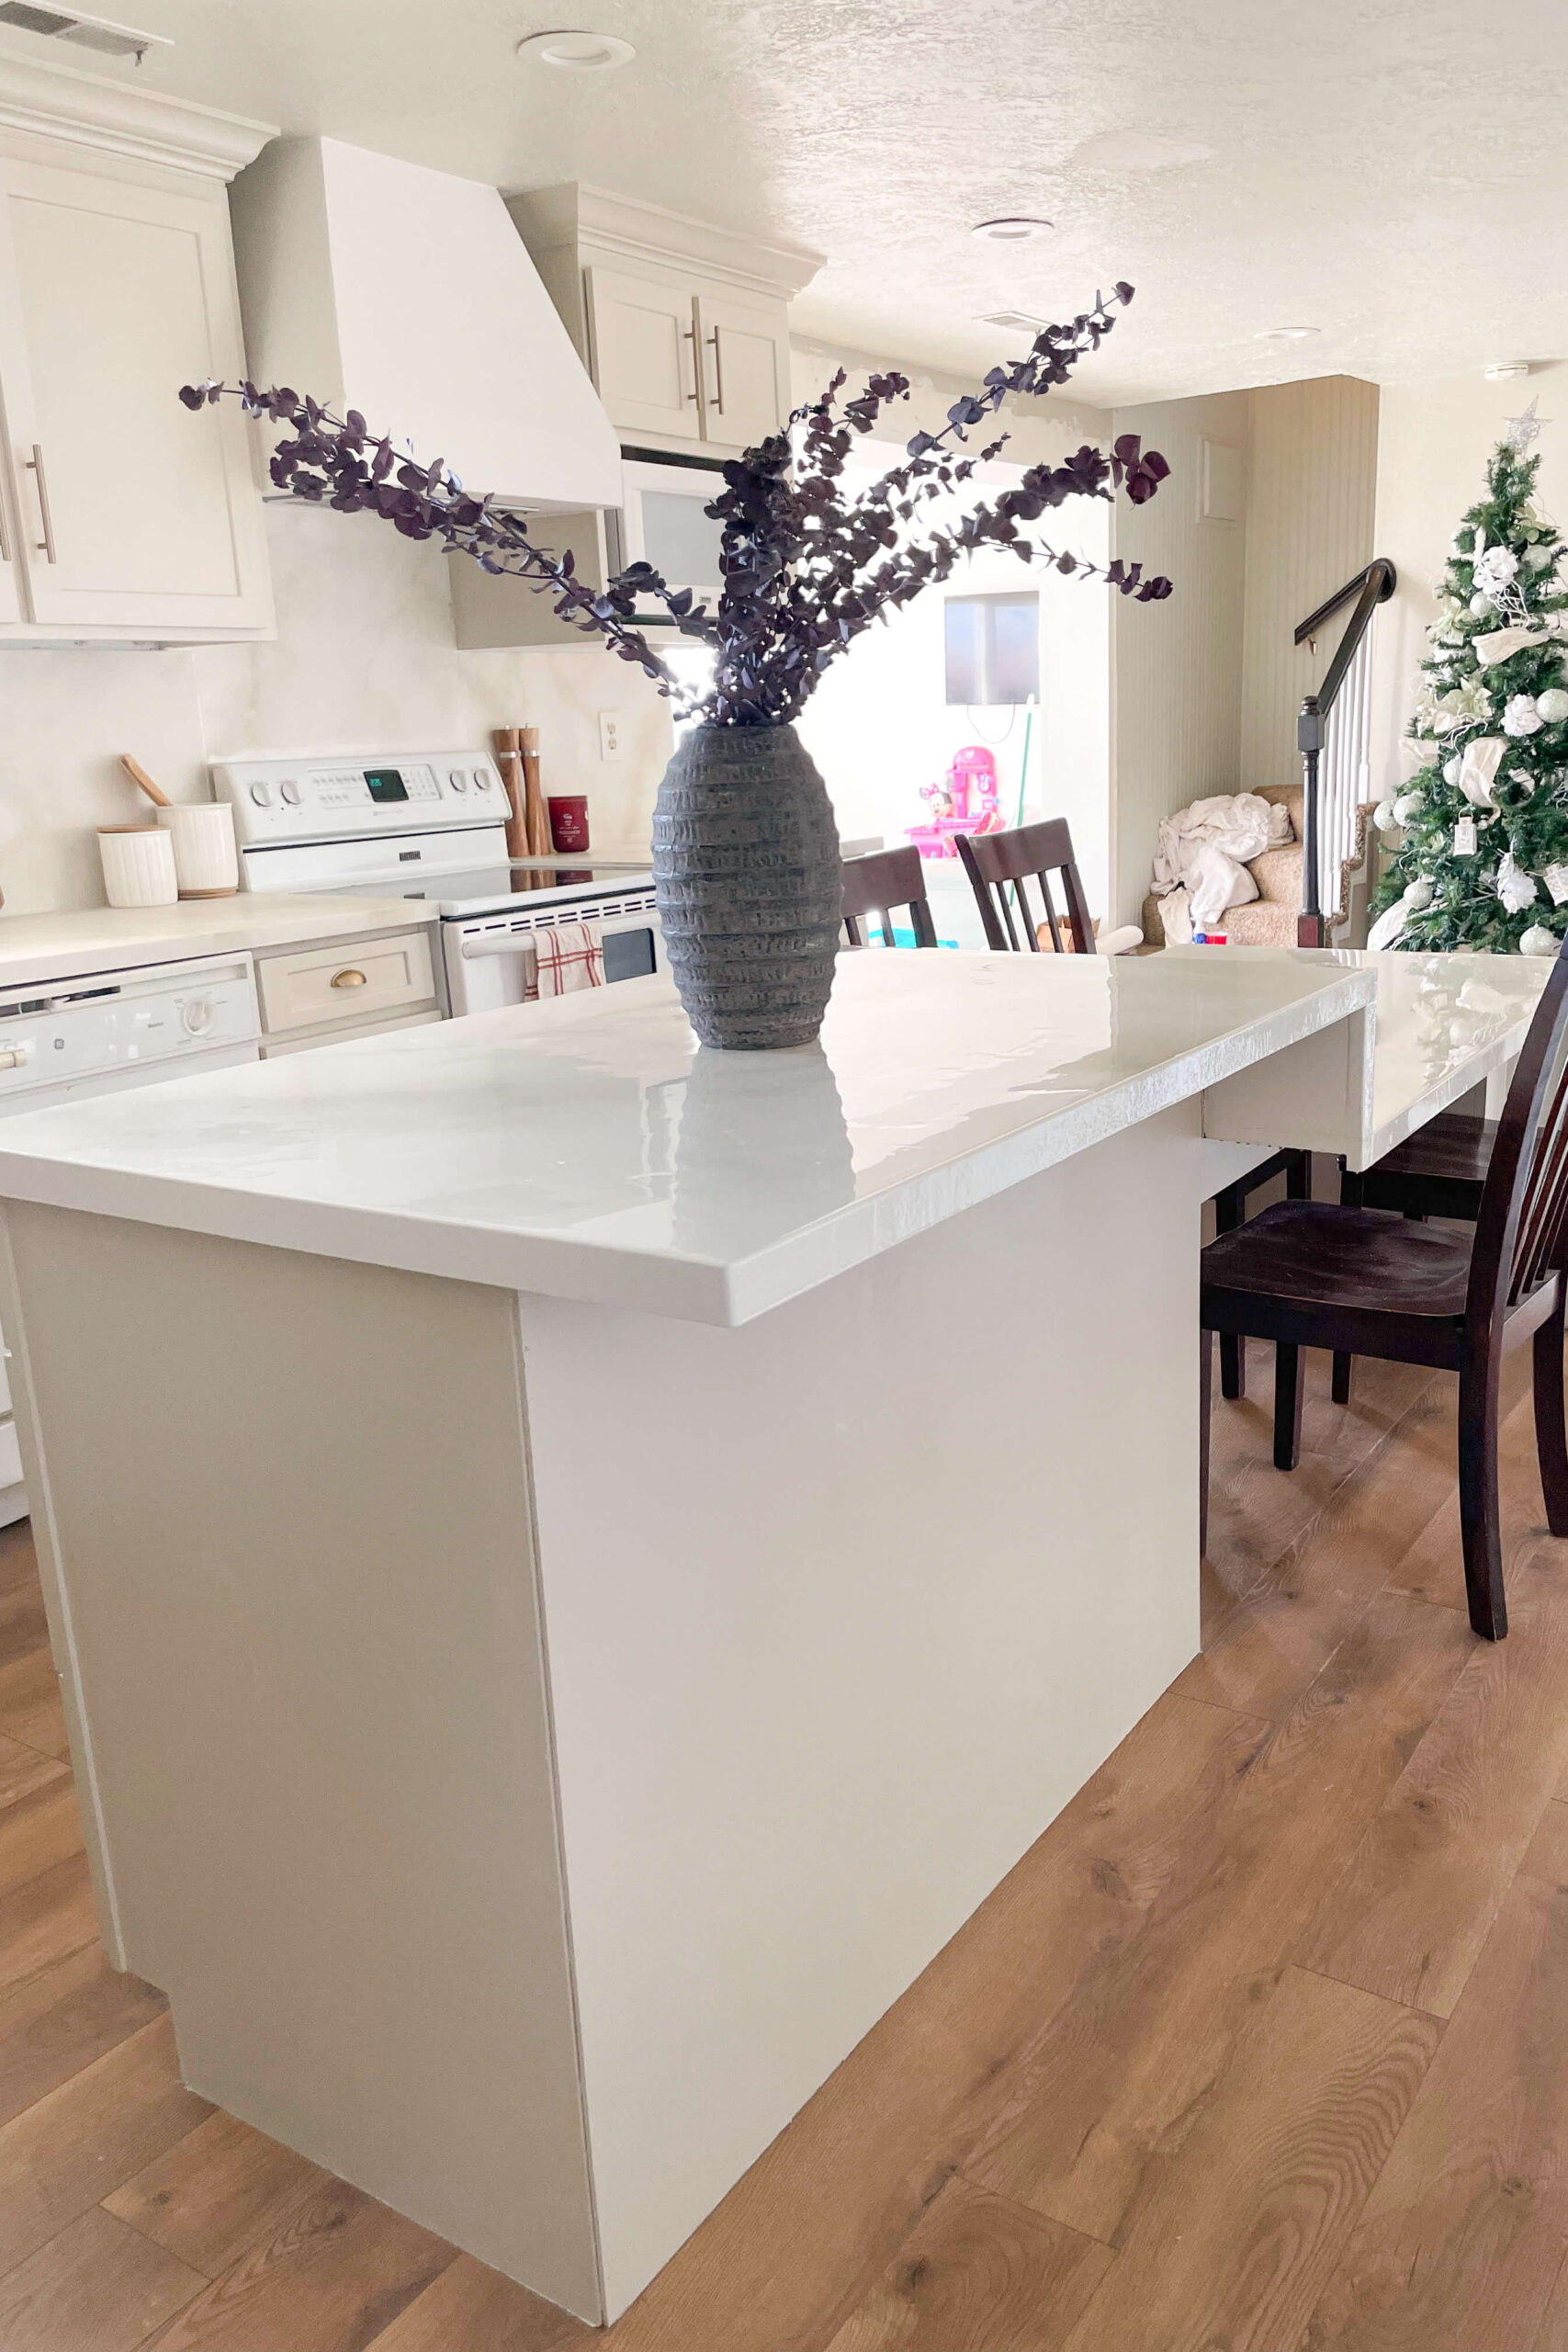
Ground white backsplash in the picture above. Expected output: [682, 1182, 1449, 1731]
[0, 502, 673, 915]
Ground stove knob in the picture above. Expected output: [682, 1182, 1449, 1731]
[472, 767, 490, 790]
[450, 771, 468, 793]
[249, 782, 274, 807]
[279, 779, 303, 806]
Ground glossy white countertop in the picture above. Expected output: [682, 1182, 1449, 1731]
[0, 947, 1373, 1324]
[0, 896, 439, 989]
[1170, 945, 1551, 1163]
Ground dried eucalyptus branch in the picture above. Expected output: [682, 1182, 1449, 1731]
[181, 278, 1171, 729]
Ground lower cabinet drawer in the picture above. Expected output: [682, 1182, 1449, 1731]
[256, 930, 435, 1035]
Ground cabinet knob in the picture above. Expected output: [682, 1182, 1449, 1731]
[330, 968, 367, 989]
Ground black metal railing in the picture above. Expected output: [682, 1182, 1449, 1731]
[1293, 556, 1396, 944]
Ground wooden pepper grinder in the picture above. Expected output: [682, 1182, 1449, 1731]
[491, 729, 527, 860]
[520, 726, 551, 859]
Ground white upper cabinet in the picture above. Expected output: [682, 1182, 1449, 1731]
[512, 185, 821, 461]
[585, 266, 703, 444]
[0, 52, 276, 644]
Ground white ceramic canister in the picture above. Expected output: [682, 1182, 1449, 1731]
[160, 802, 239, 898]
[98, 823, 178, 909]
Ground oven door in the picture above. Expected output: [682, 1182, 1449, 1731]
[445, 894, 667, 1017]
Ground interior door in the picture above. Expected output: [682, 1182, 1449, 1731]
[0, 156, 270, 633]
[693, 293, 786, 451]
[584, 266, 702, 443]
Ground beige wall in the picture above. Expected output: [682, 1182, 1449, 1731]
[1240, 377, 1380, 794]
[1371, 362, 1568, 802]
[1109, 390, 1251, 927]
[0, 505, 673, 915]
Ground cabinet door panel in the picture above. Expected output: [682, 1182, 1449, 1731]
[585, 266, 701, 442]
[0, 158, 270, 633]
[694, 293, 786, 451]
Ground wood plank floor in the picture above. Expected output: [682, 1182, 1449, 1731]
[4, 1340, 1568, 2348]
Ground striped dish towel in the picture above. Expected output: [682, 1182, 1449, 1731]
[536, 919, 605, 996]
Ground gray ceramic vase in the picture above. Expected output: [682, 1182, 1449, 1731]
[652, 721, 842, 1049]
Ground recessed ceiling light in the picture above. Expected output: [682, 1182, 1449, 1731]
[1258, 325, 1321, 342]
[971, 217, 1052, 244]
[516, 28, 635, 69]
[978, 308, 1049, 334]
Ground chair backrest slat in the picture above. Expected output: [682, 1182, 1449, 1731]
[954, 820, 1094, 955]
[840, 845, 938, 949]
[1469, 941, 1568, 1327]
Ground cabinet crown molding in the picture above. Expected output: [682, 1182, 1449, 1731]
[0, 49, 276, 180]
[510, 179, 822, 302]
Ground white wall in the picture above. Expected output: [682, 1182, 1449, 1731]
[1371, 361, 1568, 803]
[0, 503, 674, 915]
[1240, 377, 1380, 794]
[1109, 390, 1251, 927]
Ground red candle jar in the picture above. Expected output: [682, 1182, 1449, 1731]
[548, 795, 590, 853]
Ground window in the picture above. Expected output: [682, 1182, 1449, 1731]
[944, 591, 1040, 706]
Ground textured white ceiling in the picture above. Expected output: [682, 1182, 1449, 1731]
[14, 0, 1566, 407]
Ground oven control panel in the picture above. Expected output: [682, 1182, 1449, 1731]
[212, 752, 506, 846]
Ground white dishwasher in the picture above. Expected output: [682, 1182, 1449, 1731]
[0, 952, 261, 1525]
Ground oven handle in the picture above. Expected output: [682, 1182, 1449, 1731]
[458, 933, 541, 959]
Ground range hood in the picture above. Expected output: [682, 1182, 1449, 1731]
[229, 136, 621, 513]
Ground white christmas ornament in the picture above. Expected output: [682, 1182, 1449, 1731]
[1538, 687, 1568, 724]
[1496, 851, 1540, 912]
[1527, 544, 1556, 571]
[1457, 735, 1506, 807]
[1373, 798, 1402, 833]
[1393, 791, 1426, 824]
[1471, 593, 1495, 616]
[1405, 877, 1436, 909]
[1474, 546, 1521, 597]
[1520, 924, 1559, 956]
[1444, 754, 1462, 784]
[1504, 693, 1545, 737]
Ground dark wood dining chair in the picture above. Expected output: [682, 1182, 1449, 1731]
[1201, 939, 1568, 1640]
[1212, 1149, 1314, 1401]
[1327, 1110, 1500, 1405]
[840, 845, 938, 948]
[953, 820, 1094, 955]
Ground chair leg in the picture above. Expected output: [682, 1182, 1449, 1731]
[1533, 1283, 1568, 1539]
[1458, 1356, 1506, 1639]
[1286, 1151, 1312, 1201]
[1220, 1333, 1246, 1401]
[1274, 1345, 1304, 1471]
[1213, 1326, 1222, 1561]
[1332, 1351, 1353, 1406]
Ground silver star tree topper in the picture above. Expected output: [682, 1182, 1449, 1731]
[1506, 396, 1546, 453]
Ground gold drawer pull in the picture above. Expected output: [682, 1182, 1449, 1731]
[330, 967, 367, 989]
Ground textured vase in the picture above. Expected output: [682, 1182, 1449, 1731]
[652, 721, 842, 1049]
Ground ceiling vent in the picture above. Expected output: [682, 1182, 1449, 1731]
[0, 4, 170, 62]
[978, 309, 1048, 335]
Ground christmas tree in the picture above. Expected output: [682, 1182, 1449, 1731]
[1370, 406, 1568, 955]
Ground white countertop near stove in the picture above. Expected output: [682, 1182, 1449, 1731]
[0, 946, 1375, 1322]
[0, 896, 439, 989]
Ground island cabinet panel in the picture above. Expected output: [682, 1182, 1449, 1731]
[0, 156, 272, 639]
[0, 1205, 604, 2324]
[518, 1103, 1232, 2319]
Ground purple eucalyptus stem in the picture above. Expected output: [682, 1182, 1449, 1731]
[182, 279, 1171, 727]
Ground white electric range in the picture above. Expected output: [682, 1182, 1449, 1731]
[210, 750, 664, 1016]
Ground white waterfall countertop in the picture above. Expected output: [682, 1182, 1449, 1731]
[0, 947, 1377, 1322]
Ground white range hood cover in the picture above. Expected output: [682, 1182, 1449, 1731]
[230, 135, 622, 512]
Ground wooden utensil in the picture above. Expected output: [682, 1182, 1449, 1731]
[491, 727, 527, 860]
[520, 727, 552, 859]
[120, 754, 172, 810]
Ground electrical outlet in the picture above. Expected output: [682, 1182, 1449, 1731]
[598, 711, 622, 762]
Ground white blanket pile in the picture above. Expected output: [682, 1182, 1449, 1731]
[1152, 792, 1292, 941]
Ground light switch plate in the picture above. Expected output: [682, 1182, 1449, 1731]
[598, 712, 622, 762]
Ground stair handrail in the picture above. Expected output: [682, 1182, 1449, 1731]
[1294, 556, 1396, 944]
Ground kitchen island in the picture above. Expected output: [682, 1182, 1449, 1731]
[0, 945, 1546, 2325]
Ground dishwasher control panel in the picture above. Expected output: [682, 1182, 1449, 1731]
[0, 955, 260, 1101]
